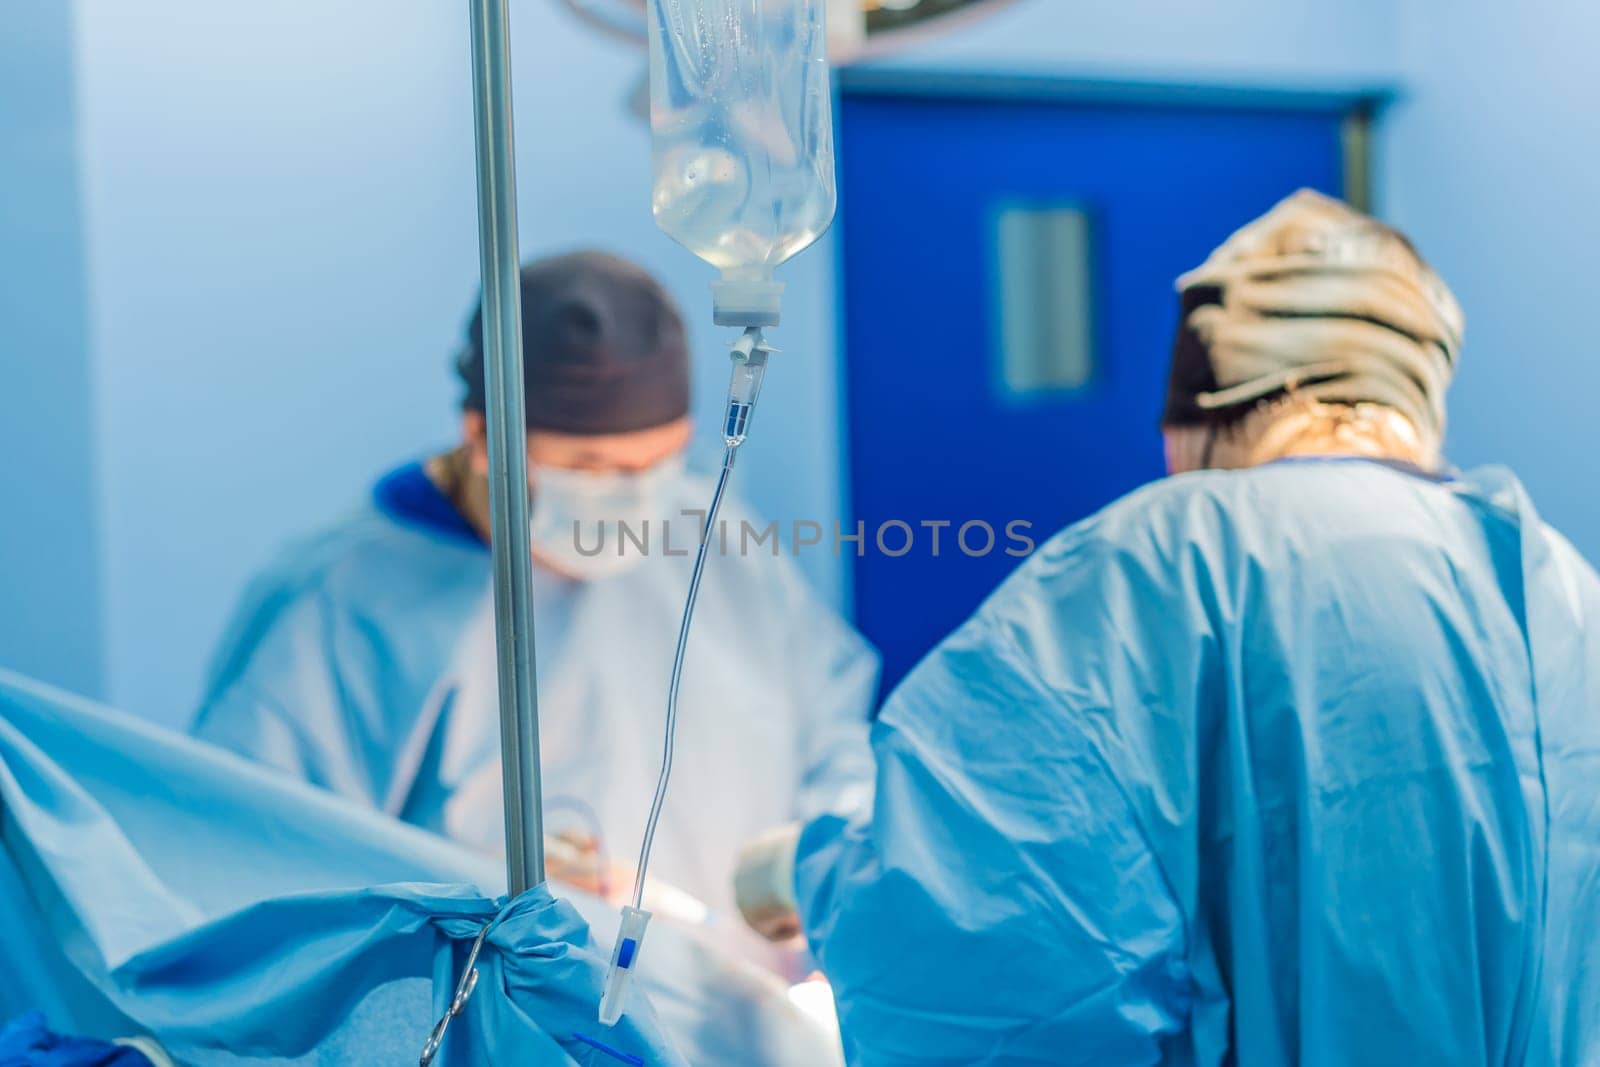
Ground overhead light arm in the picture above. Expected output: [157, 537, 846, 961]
[555, 0, 1016, 64]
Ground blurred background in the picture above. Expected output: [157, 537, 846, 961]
[3, 0, 1594, 724]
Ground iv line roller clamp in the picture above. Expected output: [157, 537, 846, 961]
[602, 0, 838, 1028]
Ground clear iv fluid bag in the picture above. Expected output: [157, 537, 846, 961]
[647, 0, 837, 282]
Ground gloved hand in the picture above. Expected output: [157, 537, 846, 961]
[733, 822, 803, 942]
[545, 831, 628, 902]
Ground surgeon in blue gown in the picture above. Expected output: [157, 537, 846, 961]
[733, 191, 1600, 1065]
[193, 251, 878, 922]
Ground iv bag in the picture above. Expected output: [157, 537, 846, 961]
[647, 0, 837, 324]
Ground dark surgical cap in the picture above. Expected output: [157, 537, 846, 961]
[455, 251, 691, 434]
[1162, 190, 1464, 438]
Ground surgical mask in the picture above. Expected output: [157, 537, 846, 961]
[528, 456, 685, 579]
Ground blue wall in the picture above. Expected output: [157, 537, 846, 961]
[0, 2, 103, 697]
[1383, 0, 1600, 565]
[26, 0, 1595, 728]
[3, 0, 1409, 725]
[75, 1, 477, 724]
[70, 1, 837, 725]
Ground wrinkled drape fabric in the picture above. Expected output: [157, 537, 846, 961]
[798, 460, 1600, 1066]
[0, 672, 841, 1065]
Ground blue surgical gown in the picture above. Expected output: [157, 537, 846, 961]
[796, 460, 1600, 1066]
[193, 462, 878, 917]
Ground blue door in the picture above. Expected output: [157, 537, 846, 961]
[839, 74, 1373, 693]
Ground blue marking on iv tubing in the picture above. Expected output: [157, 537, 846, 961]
[573, 1032, 646, 1065]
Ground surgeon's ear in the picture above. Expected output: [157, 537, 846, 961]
[462, 412, 490, 476]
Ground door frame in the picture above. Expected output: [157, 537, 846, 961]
[835, 68, 1392, 209]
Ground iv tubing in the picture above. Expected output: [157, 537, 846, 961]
[631, 444, 738, 910]
[629, 327, 768, 910]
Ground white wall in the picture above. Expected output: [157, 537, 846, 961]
[1383, 0, 1600, 564]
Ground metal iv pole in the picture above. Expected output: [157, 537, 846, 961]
[466, 0, 545, 895]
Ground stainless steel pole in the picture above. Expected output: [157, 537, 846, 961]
[466, 0, 544, 893]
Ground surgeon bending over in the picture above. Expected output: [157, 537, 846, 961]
[735, 192, 1600, 1064]
[195, 251, 878, 919]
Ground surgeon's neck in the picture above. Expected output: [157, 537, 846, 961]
[425, 447, 493, 543]
[1166, 401, 1439, 475]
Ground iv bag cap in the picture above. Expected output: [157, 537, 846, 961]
[712, 279, 785, 328]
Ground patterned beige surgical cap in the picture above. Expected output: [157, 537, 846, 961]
[1167, 189, 1464, 438]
